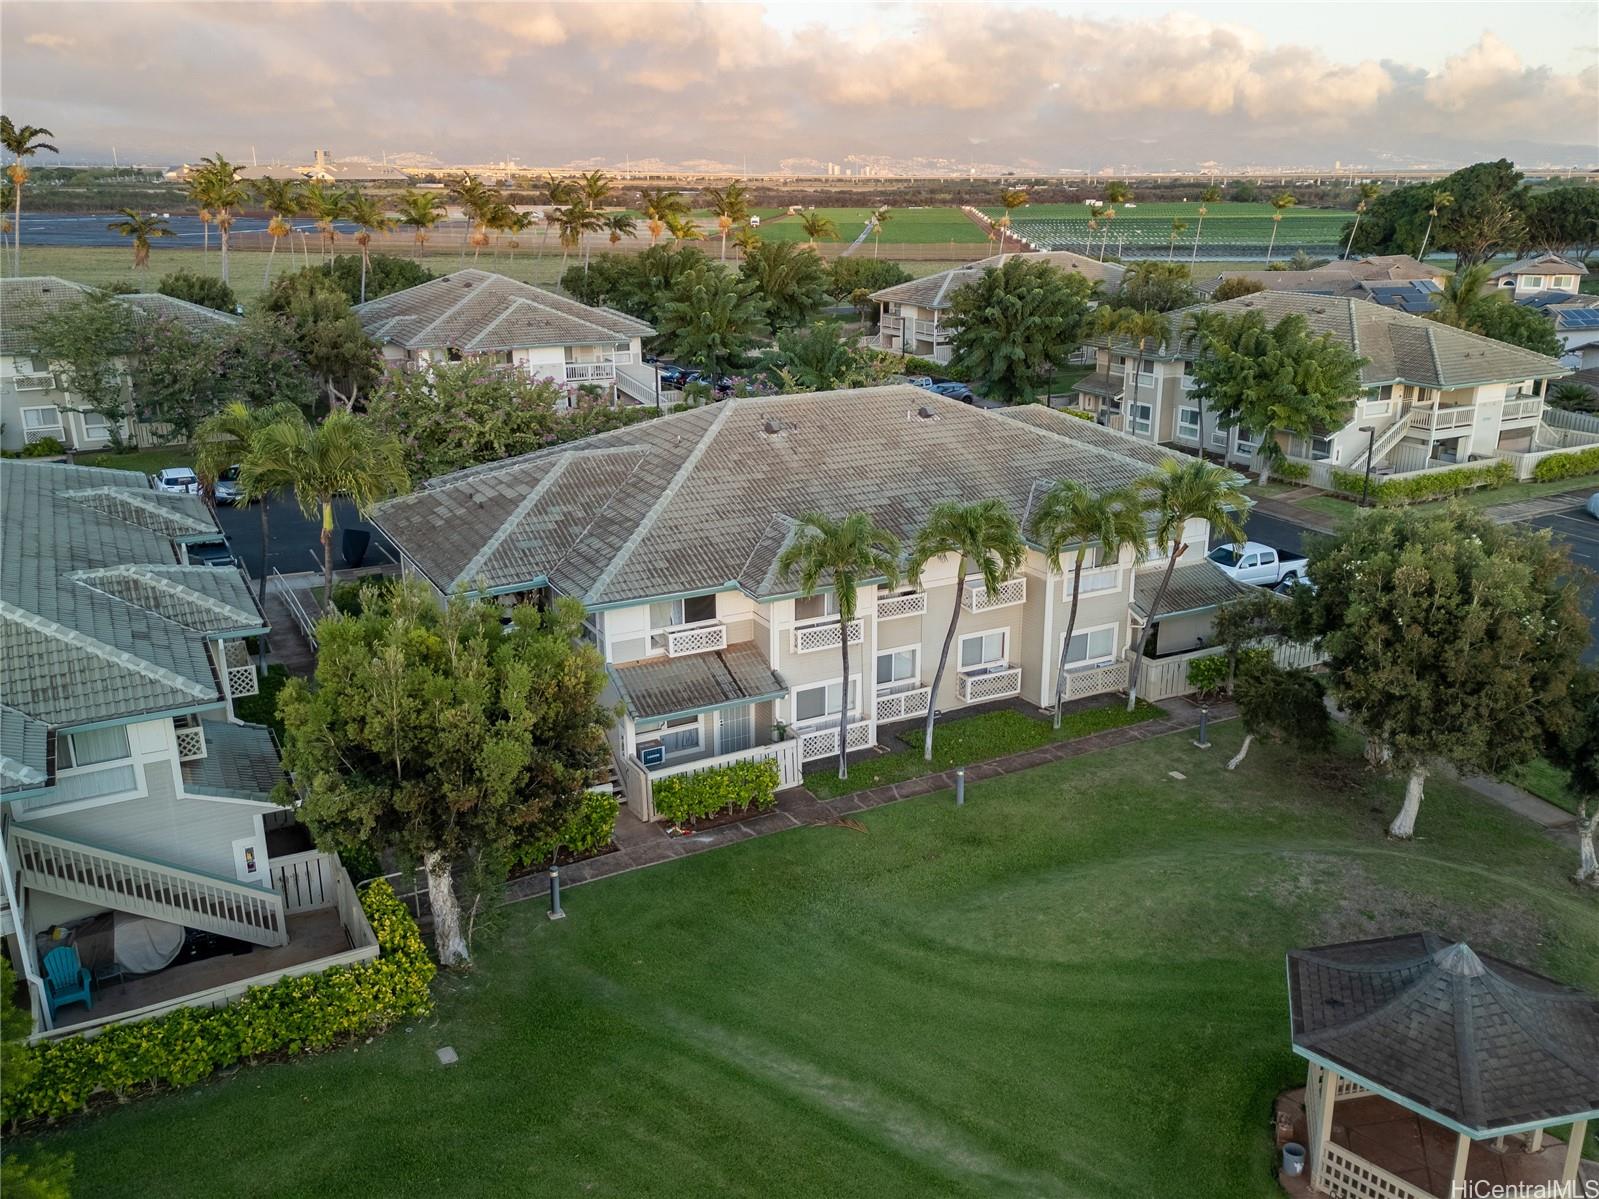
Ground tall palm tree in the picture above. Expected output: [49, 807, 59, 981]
[1341, 182, 1381, 260]
[1264, 192, 1296, 263]
[193, 154, 248, 284]
[448, 171, 491, 262]
[1167, 219, 1188, 261]
[1, 117, 57, 274]
[776, 513, 901, 781]
[105, 208, 172, 270]
[1428, 262, 1493, 330]
[1085, 216, 1099, 256]
[798, 211, 837, 249]
[1098, 307, 1169, 428]
[997, 187, 1029, 258]
[252, 177, 304, 288]
[238, 410, 411, 599]
[604, 212, 638, 248]
[554, 203, 603, 273]
[907, 500, 1025, 762]
[505, 210, 536, 260]
[1190, 185, 1222, 264]
[1416, 189, 1453, 263]
[871, 207, 892, 258]
[344, 189, 395, 303]
[639, 187, 688, 245]
[0, 177, 13, 258]
[1124, 459, 1246, 710]
[301, 181, 347, 262]
[195, 400, 304, 607]
[577, 169, 615, 212]
[1031, 482, 1147, 728]
[664, 211, 702, 245]
[1098, 206, 1116, 260]
[396, 189, 444, 263]
[703, 181, 751, 261]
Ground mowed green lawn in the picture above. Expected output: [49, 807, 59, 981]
[984, 201, 1351, 253]
[25, 723, 1598, 1197]
[758, 206, 989, 246]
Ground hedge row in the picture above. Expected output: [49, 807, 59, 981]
[1329, 460, 1513, 506]
[5, 879, 434, 1123]
[511, 791, 619, 868]
[1273, 461, 1310, 483]
[888, 353, 971, 382]
[1531, 445, 1599, 482]
[653, 757, 780, 828]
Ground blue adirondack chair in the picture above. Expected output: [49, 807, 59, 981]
[42, 945, 93, 1018]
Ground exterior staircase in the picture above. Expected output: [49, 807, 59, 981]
[1347, 409, 1413, 473]
[9, 825, 288, 947]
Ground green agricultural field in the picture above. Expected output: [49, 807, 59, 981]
[982, 201, 1352, 256]
[23, 722, 1597, 1197]
[757, 205, 989, 246]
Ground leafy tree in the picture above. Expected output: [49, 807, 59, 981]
[1116, 261, 1195, 313]
[739, 241, 830, 334]
[798, 211, 837, 249]
[24, 292, 138, 447]
[766, 321, 891, 392]
[1103, 181, 1132, 205]
[239, 409, 410, 595]
[1, 115, 58, 274]
[1125, 459, 1247, 710]
[1, 956, 73, 1196]
[219, 312, 321, 412]
[947, 257, 1095, 404]
[1188, 310, 1365, 485]
[106, 208, 172, 270]
[826, 256, 912, 301]
[261, 270, 381, 410]
[129, 318, 227, 444]
[653, 264, 765, 382]
[558, 254, 634, 307]
[1522, 187, 1599, 260]
[313, 252, 432, 306]
[1462, 297, 1563, 357]
[1224, 658, 1333, 770]
[1289, 506, 1588, 838]
[367, 360, 566, 476]
[1228, 180, 1259, 203]
[1030, 482, 1146, 729]
[1211, 276, 1265, 302]
[777, 513, 901, 780]
[277, 583, 612, 965]
[194, 399, 305, 606]
[158, 268, 237, 313]
[1544, 669, 1599, 883]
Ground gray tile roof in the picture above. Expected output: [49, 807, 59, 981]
[1490, 252, 1588, 280]
[1131, 559, 1253, 620]
[119, 291, 241, 334]
[610, 644, 787, 720]
[0, 277, 237, 356]
[1288, 932, 1599, 1134]
[1194, 255, 1445, 300]
[373, 386, 1200, 608]
[353, 269, 654, 352]
[181, 721, 283, 800]
[870, 251, 1126, 310]
[1, 706, 49, 790]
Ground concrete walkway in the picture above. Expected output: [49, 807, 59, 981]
[505, 696, 1235, 901]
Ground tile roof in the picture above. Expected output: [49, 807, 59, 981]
[0, 277, 237, 356]
[1131, 560, 1253, 621]
[870, 251, 1126, 309]
[1, 706, 49, 789]
[1490, 252, 1588, 280]
[610, 644, 787, 720]
[181, 721, 283, 800]
[1195, 255, 1446, 301]
[1288, 932, 1599, 1134]
[353, 269, 654, 352]
[373, 386, 1198, 608]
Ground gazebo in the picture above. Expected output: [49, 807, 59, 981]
[1284, 933, 1598, 1199]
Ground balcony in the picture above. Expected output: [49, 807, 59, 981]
[912, 319, 952, 343]
[23, 424, 65, 445]
[221, 640, 258, 698]
[797, 720, 874, 762]
[663, 620, 728, 658]
[1408, 405, 1476, 433]
[961, 576, 1027, 613]
[876, 591, 927, 621]
[874, 686, 931, 723]
[14, 374, 56, 392]
[1501, 396, 1543, 424]
[957, 665, 1022, 703]
[563, 362, 616, 383]
[790, 616, 864, 655]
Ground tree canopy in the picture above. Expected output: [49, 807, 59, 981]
[826, 256, 912, 301]
[261, 270, 381, 410]
[766, 321, 893, 392]
[1115, 261, 1196, 313]
[947, 257, 1095, 404]
[653, 263, 765, 380]
[314, 253, 434, 305]
[157, 268, 237, 313]
[738, 241, 830, 334]
[23, 292, 138, 446]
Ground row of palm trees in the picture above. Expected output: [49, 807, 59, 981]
[776, 458, 1247, 780]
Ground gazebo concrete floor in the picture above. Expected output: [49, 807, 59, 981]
[1275, 1087, 1571, 1198]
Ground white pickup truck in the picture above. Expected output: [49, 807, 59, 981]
[1206, 541, 1308, 587]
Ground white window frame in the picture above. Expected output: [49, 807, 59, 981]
[20, 405, 62, 431]
[78, 409, 114, 442]
[1523, 275, 1543, 290]
[1176, 406, 1201, 439]
[875, 647, 919, 694]
[59, 725, 132, 771]
[957, 629, 1009, 674]
[1130, 401, 1153, 437]
[1059, 623, 1119, 671]
[646, 595, 716, 653]
[793, 591, 840, 622]
[790, 676, 860, 729]
[1234, 424, 1259, 455]
[1309, 435, 1336, 462]
[635, 714, 703, 760]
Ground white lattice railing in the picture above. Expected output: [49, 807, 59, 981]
[23, 424, 66, 445]
[1319, 1145, 1432, 1199]
[1061, 662, 1125, 701]
[790, 617, 864, 655]
[174, 725, 207, 762]
[876, 592, 927, 621]
[874, 686, 931, 722]
[798, 720, 874, 762]
[958, 666, 1022, 703]
[14, 374, 56, 392]
[962, 577, 1027, 612]
[664, 621, 727, 657]
[222, 639, 259, 697]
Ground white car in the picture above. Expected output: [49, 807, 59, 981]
[1587, 492, 1599, 520]
[153, 467, 200, 495]
[1207, 541, 1308, 587]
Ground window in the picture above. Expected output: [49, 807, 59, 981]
[1235, 424, 1258, 453]
[958, 629, 1008, 672]
[1523, 275, 1543, 289]
[1553, 276, 1572, 290]
[80, 410, 113, 442]
[792, 678, 858, 726]
[794, 592, 839, 621]
[21, 406, 60, 430]
[647, 595, 715, 651]
[1209, 424, 1229, 447]
[1062, 625, 1117, 669]
[1309, 435, 1335, 462]
[876, 647, 919, 693]
[61, 725, 131, 770]
[1177, 407, 1200, 439]
[636, 715, 701, 757]
[1130, 402, 1153, 436]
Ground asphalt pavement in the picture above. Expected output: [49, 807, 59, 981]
[1527, 501, 1599, 665]
[214, 495, 397, 579]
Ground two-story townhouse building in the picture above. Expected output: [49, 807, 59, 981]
[1489, 252, 1587, 303]
[371, 386, 1251, 824]
[1070, 291, 1571, 477]
[1, 461, 375, 1036]
[0, 277, 241, 454]
[870, 251, 1125, 364]
[352, 269, 658, 407]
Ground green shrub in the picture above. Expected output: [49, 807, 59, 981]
[19, 437, 67, 458]
[1329, 460, 1512, 505]
[511, 791, 620, 868]
[653, 757, 780, 827]
[329, 575, 399, 617]
[1273, 460, 1310, 483]
[4, 879, 433, 1123]
[893, 353, 970, 382]
[1530, 445, 1599, 482]
[1063, 408, 1096, 421]
[1185, 654, 1229, 699]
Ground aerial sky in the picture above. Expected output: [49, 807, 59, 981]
[3, 0, 1596, 170]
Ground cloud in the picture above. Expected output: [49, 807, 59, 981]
[23, 32, 73, 50]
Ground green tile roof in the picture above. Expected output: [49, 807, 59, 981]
[181, 721, 283, 800]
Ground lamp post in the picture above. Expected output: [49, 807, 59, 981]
[1358, 425, 1376, 508]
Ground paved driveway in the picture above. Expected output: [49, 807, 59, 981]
[1525, 501, 1599, 665]
[215, 496, 397, 579]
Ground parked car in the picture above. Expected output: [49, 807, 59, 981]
[1206, 540, 1308, 587]
[1587, 492, 1599, 520]
[1274, 574, 1317, 597]
[153, 466, 200, 495]
[903, 376, 935, 390]
[212, 465, 242, 505]
[927, 381, 976, 404]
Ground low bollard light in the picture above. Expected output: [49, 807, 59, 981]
[547, 865, 566, 921]
[1192, 706, 1212, 750]
[955, 766, 966, 806]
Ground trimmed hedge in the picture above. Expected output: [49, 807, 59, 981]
[511, 791, 619, 868]
[891, 353, 971, 382]
[653, 757, 780, 828]
[4, 879, 433, 1123]
[1329, 460, 1513, 506]
[1531, 445, 1599, 482]
[1273, 460, 1310, 483]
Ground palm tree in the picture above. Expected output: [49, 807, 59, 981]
[1097, 307, 1169, 427]
[907, 500, 1025, 762]
[1, 117, 57, 274]
[664, 211, 702, 245]
[871, 207, 892, 258]
[0, 177, 13, 258]
[997, 187, 1028, 258]
[798, 211, 837, 249]
[1180, 309, 1230, 457]
[302, 182, 347, 262]
[238, 410, 411, 598]
[1416, 189, 1453, 262]
[1341, 182, 1381, 260]
[396, 189, 444, 263]
[1191, 185, 1222, 264]
[703, 181, 750, 261]
[639, 187, 688, 245]
[604, 212, 638, 249]
[554, 203, 603, 273]
[1031, 483, 1147, 728]
[776, 513, 901, 781]
[1099, 206, 1116, 260]
[192, 154, 248, 284]
[1085, 217, 1099, 256]
[474, 199, 511, 260]
[253, 177, 304, 287]
[1168, 219, 1188, 261]
[1124, 459, 1246, 711]
[505, 210, 536, 260]
[1428, 263, 1493, 330]
[448, 171, 491, 262]
[732, 226, 762, 258]
[105, 208, 173, 271]
[344, 189, 395, 303]
[195, 400, 304, 607]
[1264, 192, 1296, 263]
[577, 169, 615, 212]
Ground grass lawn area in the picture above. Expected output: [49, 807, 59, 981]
[1288, 474, 1599, 529]
[1508, 757, 1580, 816]
[804, 701, 1164, 801]
[25, 722, 1596, 1197]
[1295, 494, 1361, 524]
[757, 206, 988, 246]
[73, 444, 194, 475]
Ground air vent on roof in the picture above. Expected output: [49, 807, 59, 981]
[909, 405, 941, 422]
[760, 416, 796, 436]
[1310, 305, 1327, 314]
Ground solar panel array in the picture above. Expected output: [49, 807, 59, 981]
[1556, 308, 1599, 329]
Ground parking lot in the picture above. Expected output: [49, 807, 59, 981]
[213, 496, 397, 579]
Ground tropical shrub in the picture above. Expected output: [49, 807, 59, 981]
[891, 353, 970, 381]
[511, 791, 620, 868]
[19, 436, 65, 458]
[652, 758, 780, 828]
[1531, 445, 1599, 482]
[1329, 460, 1512, 505]
[1273, 460, 1310, 483]
[1185, 653, 1230, 699]
[4, 880, 432, 1123]
[826, 257, 912, 300]
[157, 269, 237, 313]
